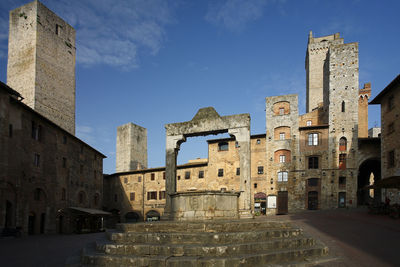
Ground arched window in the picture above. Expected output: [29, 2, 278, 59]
[341, 101, 345, 112]
[339, 137, 347, 151]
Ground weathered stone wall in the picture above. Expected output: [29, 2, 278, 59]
[306, 31, 343, 113]
[116, 123, 148, 172]
[0, 84, 104, 234]
[266, 94, 300, 213]
[325, 41, 359, 208]
[7, 1, 76, 134]
[358, 83, 371, 138]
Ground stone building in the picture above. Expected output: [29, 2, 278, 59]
[0, 1, 106, 235]
[105, 31, 381, 222]
[7, 0, 76, 135]
[370, 74, 400, 203]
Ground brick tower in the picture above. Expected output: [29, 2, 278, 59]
[7, 0, 76, 134]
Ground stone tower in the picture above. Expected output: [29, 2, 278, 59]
[305, 31, 343, 113]
[116, 123, 148, 173]
[358, 83, 372, 138]
[7, 0, 76, 134]
[324, 40, 359, 207]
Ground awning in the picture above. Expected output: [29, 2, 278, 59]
[66, 207, 112, 215]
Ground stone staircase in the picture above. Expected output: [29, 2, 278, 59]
[69, 220, 331, 266]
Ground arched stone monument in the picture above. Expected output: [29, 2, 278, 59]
[163, 107, 252, 220]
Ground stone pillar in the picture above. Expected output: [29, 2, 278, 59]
[162, 134, 185, 220]
[229, 127, 253, 218]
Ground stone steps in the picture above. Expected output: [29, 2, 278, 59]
[109, 228, 303, 244]
[82, 244, 328, 267]
[70, 219, 331, 266]
[116, 220, 293, 233]
[96, 237, 316, 256]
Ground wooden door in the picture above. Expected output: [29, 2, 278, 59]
[277, 191, 288, 214]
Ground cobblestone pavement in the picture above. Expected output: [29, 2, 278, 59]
[261, 207, 400, 267]
[0, 207, 399, 267]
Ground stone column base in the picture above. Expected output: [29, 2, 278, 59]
[239, 209, 254, 219]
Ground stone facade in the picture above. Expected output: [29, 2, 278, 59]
[105, 32, 379, 220]
[7, 0, 76, 134]
[116, 123, 148, 172]
[0, 82, 105, 234]
[370, 74, 400, 204]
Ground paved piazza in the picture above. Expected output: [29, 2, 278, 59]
[0, 208, 399, 266]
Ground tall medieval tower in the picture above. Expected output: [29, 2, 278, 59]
[7, 0, 76, 134]
[305, 31, 343, 113]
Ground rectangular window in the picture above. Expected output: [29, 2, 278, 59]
[218, 169, 224, 177]
[339, 176, 346, 188]
[63, 135, 67, 144]
[279, 132, 285, 140]
[339, 154, 347, 170]
[306, 120, 312, 126]
[9, 124, 13, 138]
[278, 171, 288, 182]
[218, 142, 229, 151]
[308, 157, 319, 169]
[147, 191, 157, 200]
[254, 183, 258, 188]
[31, 121, 41, 141]
[34, 153, 40, 167]
[80, 164, 83, 174]
[138, 176, 142, 182]
[62, 157, 67, 168]
[55, 24, 61, 35]
[124, 177, 128, 184]
[130, 192, 135, 201]
[178, 175, 181, 180]
[388, 150, 395, 168]
[236, 168, 240, 176]
[163, 172, 166, 180]
[94, 170, 97, 180]
[151, 173, 155, 181]
[198, 170, 204, 178]
[279, 155, 286, 163]
[308, 133, 318, 146]
[159, 191, 166, 200]
[258, 166, 264, 174]
[279, 108, 284, 115]
[185, 171, 190, 179]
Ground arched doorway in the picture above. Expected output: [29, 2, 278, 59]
[30, 188, 47, 234]
[28, 212, 35, 235]
[308, 191, 318, 210]
[254, 192, 266, 215]
[125, 212, 141, 223]
[358, 159, 381, 205]
[146, 210, 160, 221]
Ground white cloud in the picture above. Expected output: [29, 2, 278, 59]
[0, 0, 178, 69]
[205, 0, 269, 32]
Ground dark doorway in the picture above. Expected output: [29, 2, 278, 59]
[5, 201, 13, 228]
[125, 212, 140, 223]
[338, 192, 346, 208]
[308, 191, 318, 210]
[146, 210, 160, 221]
[277, 191, 288, 214]
[28, 213, 35, 235]
[40, 213, 45, 234]
[358, 159, 381, 205]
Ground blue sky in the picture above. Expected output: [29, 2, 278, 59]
[1, 0, 399, 174]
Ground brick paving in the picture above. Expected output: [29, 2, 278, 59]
[0, 207, 399, 266]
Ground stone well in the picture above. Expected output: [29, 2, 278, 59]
[170, 191, 240, 221]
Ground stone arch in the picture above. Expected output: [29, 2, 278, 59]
[273, 101, 290, 115]
[146, 210, 160, 221]
[164, 107, 251, 220]
[125, 211, 141, 223]
[358, 158, 381, 205]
